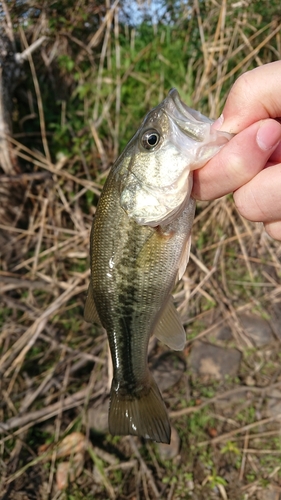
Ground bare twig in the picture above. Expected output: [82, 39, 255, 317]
[0, 275, 88, 376]
[16, 36, 47, 63]
[198, 414, 281, 447]
[0, 387, 104, 437]
[129, 437, 160, 498]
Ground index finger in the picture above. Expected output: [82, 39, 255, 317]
[192, 118, 281, 200]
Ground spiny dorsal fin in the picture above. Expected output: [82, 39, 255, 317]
[84, 282, 102, 325]
[153, 296, 186, 351]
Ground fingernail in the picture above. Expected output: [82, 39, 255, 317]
[256, 120, 281, 151]
[212, 114, 224, 130]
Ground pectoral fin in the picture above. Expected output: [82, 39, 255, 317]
[84, 282, 102, 325]
[177, 234, 191, 281]
[153, 296, 186, 351]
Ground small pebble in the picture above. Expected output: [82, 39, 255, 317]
[157, 426, 180, 461]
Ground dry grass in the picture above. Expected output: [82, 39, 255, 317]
[1, 1, 281, 499]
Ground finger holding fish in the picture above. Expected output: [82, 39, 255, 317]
[192, 116, 281, 242]
[192, 118, 281, 201]
[193, 61, 281, 241]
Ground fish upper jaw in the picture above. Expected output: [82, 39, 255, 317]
[164, 89, 234, 162]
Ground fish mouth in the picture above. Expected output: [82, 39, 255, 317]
[165, 88, 213, 142]
[167, 89, 194, 119]
[168, 88, 211, 122]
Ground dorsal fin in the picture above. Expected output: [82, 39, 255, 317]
[153, 296, 186, 351]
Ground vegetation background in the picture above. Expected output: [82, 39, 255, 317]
[1, 0, 281, 498]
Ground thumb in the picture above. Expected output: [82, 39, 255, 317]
[216, 62, 281, 134]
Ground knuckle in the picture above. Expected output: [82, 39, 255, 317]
[233, 188, 248, 217]
[231, 72, 252, 99]
[264, 221, 281, 241]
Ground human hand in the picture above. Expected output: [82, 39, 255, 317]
[192, 61, 281, 240]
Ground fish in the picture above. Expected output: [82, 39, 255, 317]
[84, 89, 232, 444]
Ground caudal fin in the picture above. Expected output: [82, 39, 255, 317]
[108, 376, 171, 444]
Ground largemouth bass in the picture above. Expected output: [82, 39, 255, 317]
[85, 89, 232, 443]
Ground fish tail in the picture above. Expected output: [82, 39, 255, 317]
[108, 375, 171, 444]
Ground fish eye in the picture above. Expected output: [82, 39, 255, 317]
[141, 129, 160, 150]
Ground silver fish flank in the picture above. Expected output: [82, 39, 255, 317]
[85, 89, 232, 443]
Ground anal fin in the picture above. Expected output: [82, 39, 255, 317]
[84, 282, 102, 325]
[153, 296, 186, 351]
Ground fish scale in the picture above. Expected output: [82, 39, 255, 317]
[92, 174, 179, 380]
[88, 169, 195, 443]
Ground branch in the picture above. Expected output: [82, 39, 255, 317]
[16, 36, 48, 63]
